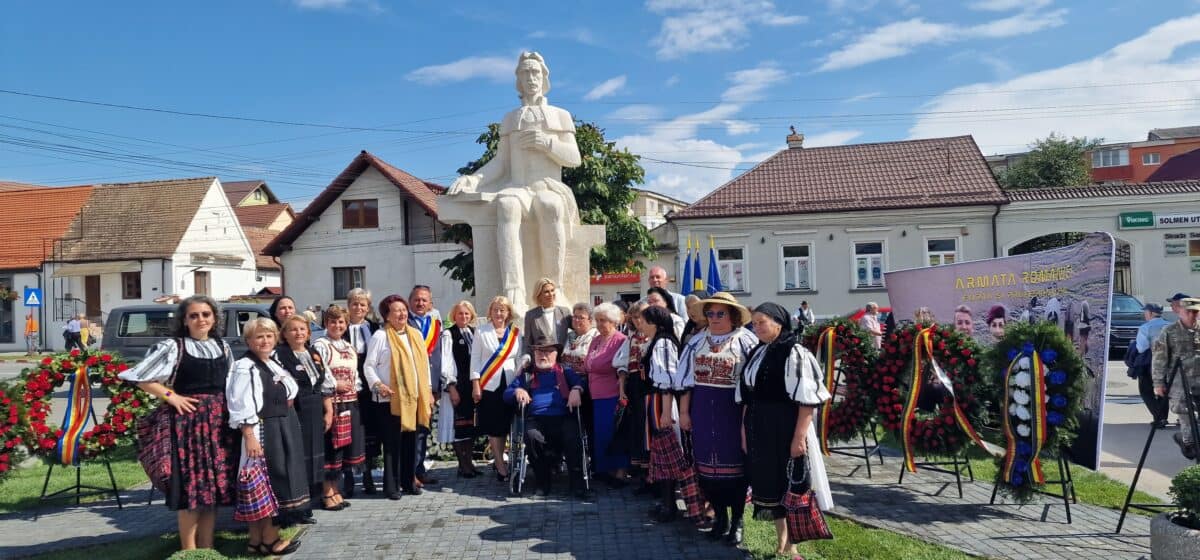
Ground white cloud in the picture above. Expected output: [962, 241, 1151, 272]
[647, 0, 808, 60]
[608, 104, 666, 121]
[405, 55, 512, 85]
[722, 65, 789, 102]
[292, 0, 351, 8]
[909, 14, 1200, 154]
[817, 9, 1066, 71]
[584, 75, 628, 101]
[665, 75, 681, 87]
[844, 91, 882, 103]
[527, 28, 600, 46]
[724, 121, 759, 135]
[969, 0, 1051, 11]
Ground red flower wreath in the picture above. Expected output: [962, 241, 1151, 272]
[801, 318, 879, 446]
[14, 349, 150, 462]
[874, 323, 992, 457]
[0, 385, 25, 481]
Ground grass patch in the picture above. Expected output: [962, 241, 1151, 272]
[26, 527, 302, 560]
[0, 447, 149, 514]
[742, 515, 979, 560]
[966, 454, 1163, 514]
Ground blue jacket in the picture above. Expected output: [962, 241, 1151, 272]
[504, 366, 584, 417]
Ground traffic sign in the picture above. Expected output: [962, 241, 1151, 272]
[23, 287, 42, 307]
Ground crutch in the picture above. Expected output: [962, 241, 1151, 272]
[510, 402, 528, 495]
[576, 405, 591, 491]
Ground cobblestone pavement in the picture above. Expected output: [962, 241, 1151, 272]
[825, 451, 1152, 560]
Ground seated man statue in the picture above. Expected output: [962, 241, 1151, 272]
[505, 334, 591, 500]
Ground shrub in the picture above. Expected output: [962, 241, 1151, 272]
[1169, 464, 1200, 530]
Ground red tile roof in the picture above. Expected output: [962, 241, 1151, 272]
[670, 135, 1007, 220]
[234, 203, 294, 229]
[263, 151, 446, 255]
[1004, 179, 1200, 201]
[242, 227, 282, 270]
[0, 185, 95, 270]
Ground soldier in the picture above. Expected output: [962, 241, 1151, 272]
[1152, 297, 1200, 459]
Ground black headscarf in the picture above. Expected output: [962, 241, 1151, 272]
[753, 302, 791, 330]
[646, 286, 677, 315]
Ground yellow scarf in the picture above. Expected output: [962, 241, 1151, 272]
[385, 324, 432, 432]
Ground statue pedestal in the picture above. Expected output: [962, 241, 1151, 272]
[439, 192, 605, 316]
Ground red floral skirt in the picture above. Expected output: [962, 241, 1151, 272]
[165, 393, 239, 511]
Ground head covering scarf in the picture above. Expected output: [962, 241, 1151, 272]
[753, 302, 791, 330]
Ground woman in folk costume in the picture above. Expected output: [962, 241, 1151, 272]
[119, 295, 239, 552]
[441, 300, 481, 478]
[226, 318, 307, 556]
[642, 305, 704, 524]
[740, 303, 834, 558]
[613, 302, 654, 483]
[342, 288, 380, 495]
[312, 305, 366, 511]
[678, 292, 760, 546]
[470, 295, 523, 482]
[363, 295, 434, 500]
[273, 314, 334, 517]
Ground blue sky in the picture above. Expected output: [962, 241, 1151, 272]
[3, 1, 1200, 205]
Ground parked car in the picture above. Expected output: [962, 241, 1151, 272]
[1109, 292, 1147, 356]
[103, 303, 273, 361]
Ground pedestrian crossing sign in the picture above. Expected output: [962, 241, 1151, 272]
[23, 288, 42, 307]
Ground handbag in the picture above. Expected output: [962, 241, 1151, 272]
[332, 410, 353, 449]
[234, 457, 279, 522]
[782, 456, 832, 542]
[136, 405, 173, 493]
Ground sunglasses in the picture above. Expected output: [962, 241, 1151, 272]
[187, 311, 214, 320]
[705, 310, 727, 319]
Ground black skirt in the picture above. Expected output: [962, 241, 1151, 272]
[475, 387, 513, 438]
[261, 408, 311, 523]
[292, 390, 326, 486]
[453, 386, 478, 440]
[323, 400, 366, 476]
[746, 399, 798, 512]
[625, 373, 651, 467]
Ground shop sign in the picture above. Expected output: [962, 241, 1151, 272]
[590, 272, 641, 285]
[1157, 213, 1200, 228]
[1119, 211, 1200, 229]
[1119, 211, 1155, 229]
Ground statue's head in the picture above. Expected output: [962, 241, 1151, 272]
[515, 52, 551, 99]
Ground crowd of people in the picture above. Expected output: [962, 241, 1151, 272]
[119, 272, 835, 559]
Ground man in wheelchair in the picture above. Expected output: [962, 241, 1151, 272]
[505, 335, 592, 500]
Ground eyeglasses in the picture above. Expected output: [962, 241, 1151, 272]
[187, 311, 213, 320]
[705, 310, 727, 319]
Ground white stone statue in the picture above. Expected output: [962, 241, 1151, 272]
[445, 52, 598, 311]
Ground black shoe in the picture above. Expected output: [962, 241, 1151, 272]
[1153, 419, 1168, 429]
[296, 516, 317, 525]
[261, 538, 301, 556]
[725, 521, 743, 546]
[1174, 433, 1197, 459]
[363, 470, 377, 495]
[387, 492, 402, 501]
[707, 516, 729, 540]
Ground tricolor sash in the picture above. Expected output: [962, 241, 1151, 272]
[901, 327, 987, 473]
[56, 364, 92, 466]
[1002, 350, 1048, 485]
[418, 316, 441, 357]
[815, 327, 838, 456]
[478, 326, 518, 390]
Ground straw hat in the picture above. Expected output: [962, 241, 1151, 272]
[697, 291, 750, 326]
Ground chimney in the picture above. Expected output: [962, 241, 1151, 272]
[786, 125, 804, 149]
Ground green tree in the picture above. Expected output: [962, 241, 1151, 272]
[439, 121, 656, 294]
[997, 133, 1102, 189]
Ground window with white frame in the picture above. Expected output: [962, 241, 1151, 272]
[780, 244, 812, 291]
[1091, 148, 1129, 168]
[1142, 152, 1161, 165]
[333, 267, 365, 299]
[852, 241, 884, 289]
[717, 247, 746, 292]
[926, 238, 958, 267]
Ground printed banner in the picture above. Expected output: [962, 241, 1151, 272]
[884, 233, 1115, 470]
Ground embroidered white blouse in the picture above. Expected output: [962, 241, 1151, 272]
[312, 337, 359, 393]
[118, 337, 233, 384]
[677, 327, 759, 389]
[735, 343, 831, 406]
[226, 356, 299, 429]
[646, 338, 684, 392]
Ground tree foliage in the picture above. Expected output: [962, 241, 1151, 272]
[997, 133, 1102, 189]
[439, 121, 656, 294]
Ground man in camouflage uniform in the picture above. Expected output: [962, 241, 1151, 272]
[1153, 297, 1200, 459]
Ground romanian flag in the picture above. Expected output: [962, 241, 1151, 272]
[56, 364, 92, 466]
[478, 326, 519, 389]
[419, 316, 441, 357]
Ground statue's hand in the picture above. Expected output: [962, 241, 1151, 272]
[448, 174, 478, 195]
[519, 130, 552, 153]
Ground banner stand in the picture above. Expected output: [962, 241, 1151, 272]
[1116, 359, 1200, 533]
[897, 453, 975, 499]
[825, 421, 885, 478]
[989, 447, 1078, 523]
[37, 394, 123, 510]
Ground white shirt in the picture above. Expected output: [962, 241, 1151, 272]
[736, 342, 831, 406]
[226, 356, 299, 429]
[646, 338, 684, 391]
[348, 321, 372, 355]
[363, 328, 419, 403]
[470, 322, 523, 391]
[119, 337, 232, 385]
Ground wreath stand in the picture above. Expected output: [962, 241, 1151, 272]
[1116, 358, 1200, 533]
[825, 420, 885, 478]
[988, 446, 1078, 523]
[897, 451, 975, 498]
[37, 387, 124, 510]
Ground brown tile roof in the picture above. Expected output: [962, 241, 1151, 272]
[1147, 126, 1200, 141]
[1004, 179, 1200, 202]
[0, 185, 95, 270]
[222, 179, 279, 205]
[670, 135, 1007, 220]
[234, 203, 294, 229]
[0, 180, 50, 192]
[264, 151, 446, 255]
[243, 227, 282, 270]
[54, 178, 217, 262]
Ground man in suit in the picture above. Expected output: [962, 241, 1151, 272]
[645, 265, 687, 316]
[343, 288, 380, 494]
[408, 285, 443, 486]
[524, 278, 571, 357]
